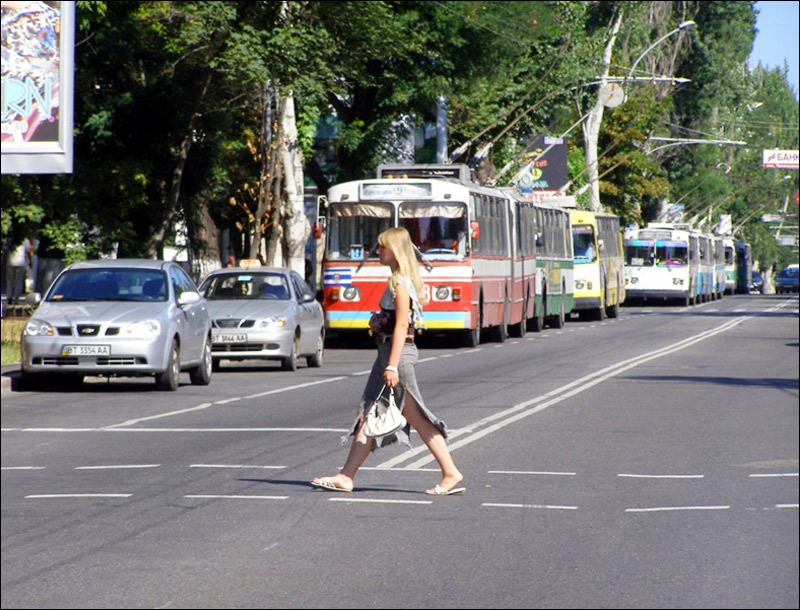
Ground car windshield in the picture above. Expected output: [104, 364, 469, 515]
[201, 272, 290, 300]
[46, 268, 167, 302]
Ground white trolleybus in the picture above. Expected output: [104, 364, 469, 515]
[624, 222, 701, 306]
[316, 164, 572, 347]
[723, 236, 737, 295]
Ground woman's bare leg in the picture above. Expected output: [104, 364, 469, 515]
[402, 395, 463, 492]
[311, 422, 372, 491]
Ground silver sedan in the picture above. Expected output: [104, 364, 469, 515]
[19, 259, 213, 391]
[198, 266, 324, 371]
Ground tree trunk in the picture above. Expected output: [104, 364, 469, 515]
[146, 71, 213, 259]
[279, 93, 309, 275]
[193, 204, 224, 279]
[251, 83, 276, 261]
[583, 9, 624, 212]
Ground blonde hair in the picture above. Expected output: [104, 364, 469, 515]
[377, 227, 427, 305]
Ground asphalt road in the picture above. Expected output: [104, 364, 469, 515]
[2, 294, 798, 609]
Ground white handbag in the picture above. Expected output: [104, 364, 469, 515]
[363, 385, 406, 438]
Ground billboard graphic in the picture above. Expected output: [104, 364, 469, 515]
[2, 1, 74, 174]
[516, 134, 568, 201]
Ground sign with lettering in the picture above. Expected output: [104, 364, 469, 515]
[516, 135, 568, 199]
[762, 149, 799, 170]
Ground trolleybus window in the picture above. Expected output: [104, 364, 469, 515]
[656, 240, 688, 266]
[326, 202, 393, 260]
[572, 224, 596, 262]
[625, 239, 655, 267]
[398, 202, 468, 258]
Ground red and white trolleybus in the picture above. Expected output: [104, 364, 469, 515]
[316, 164, 573, 346]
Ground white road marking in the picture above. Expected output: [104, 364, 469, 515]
[483, 502, 578, 510]
[75, 464, 160, 470]
[618, 473, 704, 479]
[489, 470, 576, 476]
[184, 494, 288, 500]
[625, 505, 729, 512]
[327, 497, 432, 505]
[26, 493, 131, 499]
[189, 464, 286, 469]
[749, 473, 798, 478]
[383, 316, 749, 469]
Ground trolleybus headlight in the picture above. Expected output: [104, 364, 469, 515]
[434, 286, 451, 301]
[342, 286, 360, 301]
[575, 280, 586, 290]
[629, 277, 638, 284]
[452, 287, 462, 301]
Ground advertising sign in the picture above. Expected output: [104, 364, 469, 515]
[762, 149, 799, 170]
[516, 135, 568, 200]
[2, 1, 74, 174]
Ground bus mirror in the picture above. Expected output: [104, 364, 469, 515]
[470, 221, 480, 240]
[312, 220, 324, 239]
[535, 232, 544, 247]
[598, 238, 605, 252]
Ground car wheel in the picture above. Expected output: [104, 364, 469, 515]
[155, 339, 180, 391]
[281, 336, 299, 371]
[189, 338, 213, 385]
[306, 331, 324, 368]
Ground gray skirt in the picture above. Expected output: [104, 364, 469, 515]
[345, 341, 450, 450]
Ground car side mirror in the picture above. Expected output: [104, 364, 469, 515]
[178, 291, 201, 305]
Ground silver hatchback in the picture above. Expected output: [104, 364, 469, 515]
[198, 266, 324, 371]
[20, 259, 213, 391]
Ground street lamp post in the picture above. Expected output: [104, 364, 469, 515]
[623, 20, 696, 98]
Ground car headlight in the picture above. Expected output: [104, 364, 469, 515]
[257, 316, 288, 329]
[24, 320, 55, 336]
[120, 320, 161, 337]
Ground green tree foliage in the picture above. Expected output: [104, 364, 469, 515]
[2, 0, 796, 274]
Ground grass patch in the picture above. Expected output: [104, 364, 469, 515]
[1, 317, 25, 366]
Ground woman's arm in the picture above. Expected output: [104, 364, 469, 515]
[384, 279, 411, 387]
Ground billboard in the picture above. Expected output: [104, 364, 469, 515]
[516, 134, 568, 201]
[1, 1, 74, 174]
[762, 149, 799, 170]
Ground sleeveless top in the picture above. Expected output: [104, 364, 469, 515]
[377, 274, 425, 334]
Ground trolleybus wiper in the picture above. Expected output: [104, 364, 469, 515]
[355, 243, 378, 273]
[413, 245, 434, 272]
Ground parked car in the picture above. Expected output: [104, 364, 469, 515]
[19, 259, 213, 391]
[750, 270, 763, 294]
[774, 265, 799, 294]
[198, 265, 324, 371]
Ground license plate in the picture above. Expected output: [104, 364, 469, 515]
[61, 344, 111, 356]
[213, 333, 247, 344]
